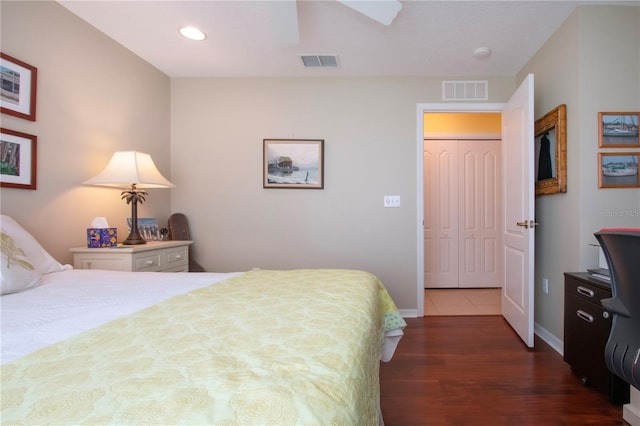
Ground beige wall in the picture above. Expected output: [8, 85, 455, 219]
[576, 6, 640, 260]
[518, 5, 640, 341]
[0, 1, 171, 264]
[3, 1, 636, 321]
[170, 77, 515, 309]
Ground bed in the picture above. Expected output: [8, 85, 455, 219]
[0, 215, 406, 425]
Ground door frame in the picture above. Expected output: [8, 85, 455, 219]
[416, 103, 505, 316]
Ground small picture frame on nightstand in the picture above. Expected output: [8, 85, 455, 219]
[127, 217, 160, 241]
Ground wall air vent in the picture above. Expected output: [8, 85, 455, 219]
[300, 55, 339, 68]
[442, 80, 488, 101]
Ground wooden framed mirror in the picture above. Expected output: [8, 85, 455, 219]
[534, 104, 567, 196]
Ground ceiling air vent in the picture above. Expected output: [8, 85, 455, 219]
[300, 55, 339, 68]
[442, 80, 488, 101]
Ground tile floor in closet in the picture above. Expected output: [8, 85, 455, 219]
[425, 288, 501, 316]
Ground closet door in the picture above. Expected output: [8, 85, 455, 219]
[458, 140, 502, 288]
[424, 140, 458, 288]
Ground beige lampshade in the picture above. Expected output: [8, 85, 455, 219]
[83, 151, 174, 189]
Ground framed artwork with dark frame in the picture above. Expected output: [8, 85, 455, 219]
[263, 139, 324, 189]
[1, 53, 37, 121]
[534, 104, 567, 196]
[598, 152, 639, 189]
[598, 112, 639, 148]
[0, 128, 37, 190]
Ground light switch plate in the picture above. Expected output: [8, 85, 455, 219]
[384, 195, 401, 207]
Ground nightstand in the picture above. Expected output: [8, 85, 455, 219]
[70, 240, 193, 272]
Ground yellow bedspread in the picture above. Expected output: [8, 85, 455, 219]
[1, 269, 401, 425]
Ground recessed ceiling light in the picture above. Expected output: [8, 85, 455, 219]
[473, 47, 491, 59]
[180, 26, 206, 41]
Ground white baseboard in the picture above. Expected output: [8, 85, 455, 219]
[624, 404, 640, 426]
[624, 387, 640, 426]
[534, 322, 563, 355]
[399, 309, 418, 318]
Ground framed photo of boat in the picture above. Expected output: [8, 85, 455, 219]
[598, 112, 639, 148]
[263, 139, 324, 189]
[598, 152, 639, 188]
[0, 53, 37, 121]
[0, 128, 37, 190]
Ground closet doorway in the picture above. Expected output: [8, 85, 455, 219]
[423, 113, 503, 291]
[417, 77, 536, 346]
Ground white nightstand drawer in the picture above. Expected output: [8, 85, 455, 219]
[76, 257, 129, 271]
[165, 246, 188, 269]
[134, 252, 162, 271]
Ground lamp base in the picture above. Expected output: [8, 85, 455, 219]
[122, 231, 146, 245]
[122, 186, 147, 245]
[122, 237, 147, 245]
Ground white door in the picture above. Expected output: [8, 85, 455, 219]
[458, 140, 502, 288]
[501, 74, 535, 347]
[423, 140, 459, 288]
[424, 139, 501, 289]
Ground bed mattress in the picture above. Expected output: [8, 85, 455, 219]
[1, 268, 405, 425]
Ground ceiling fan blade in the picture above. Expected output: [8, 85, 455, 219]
[269, 0, 299, 45]
[337, 0, 402, 26]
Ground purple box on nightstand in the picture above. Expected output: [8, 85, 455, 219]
[86, 228, 117, 247]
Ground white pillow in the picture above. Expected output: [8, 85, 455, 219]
[0, 215, 72, 294]
[0, 232, 41, 294]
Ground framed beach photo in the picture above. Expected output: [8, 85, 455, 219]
[263, 139, 324, 189]
[598, 152, 639, 188]
[1, 53, 37, 121]
[0, 128, 37, 190]
[598, 112, 639, 148]
[127, 217, 160, 241]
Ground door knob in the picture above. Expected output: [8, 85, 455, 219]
[517, 220, 539, 229]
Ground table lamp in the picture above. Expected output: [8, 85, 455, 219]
[83, 151, 174, 245]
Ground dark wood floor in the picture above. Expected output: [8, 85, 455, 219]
[380, 316, 626, 426]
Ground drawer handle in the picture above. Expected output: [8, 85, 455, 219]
[576, 310, 594, 323]
[146, 260, 155, 265]
[175, 254, 182, 259]
[576, 286, 594, 298]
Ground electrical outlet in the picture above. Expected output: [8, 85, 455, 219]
[384, 195, 401, 207]
[543, 278, 549, 294]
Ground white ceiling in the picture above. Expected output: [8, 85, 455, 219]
[57, 0, 637, 78]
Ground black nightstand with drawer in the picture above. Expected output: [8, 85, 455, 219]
[563, 272, 629, 404]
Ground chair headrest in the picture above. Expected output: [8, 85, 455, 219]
[597, 228, 640, 235]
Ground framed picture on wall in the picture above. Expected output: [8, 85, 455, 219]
[598, 112, 639, 148]
[0, 128, 37, 190]
[263, 139, 324, 189]
[598, 152, 639, 188]
[534, 104, 567, 196]
[1, 53, 37, 121]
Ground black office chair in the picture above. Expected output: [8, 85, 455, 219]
[595, 228, 640, 389]
[168, 213, 206, 272]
